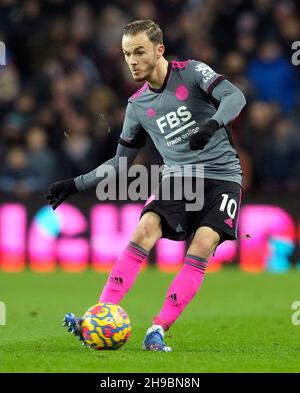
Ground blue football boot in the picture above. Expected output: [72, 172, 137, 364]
[142, 325, 172, 352]
[62, 313, 85, 345]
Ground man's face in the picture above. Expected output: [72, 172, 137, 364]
[122, 32, 163, 82]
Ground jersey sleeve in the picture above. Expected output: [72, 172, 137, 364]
[190, 60, 225, 95]
[119, 102, 147, 148]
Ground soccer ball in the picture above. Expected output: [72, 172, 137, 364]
[81, 302, 131, 350]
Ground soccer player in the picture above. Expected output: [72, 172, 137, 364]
[47, 20, 246, 351]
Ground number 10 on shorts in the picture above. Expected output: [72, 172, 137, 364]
[220, 194, 237, 219]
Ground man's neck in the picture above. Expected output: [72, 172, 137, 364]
[147, 58, 169, 89]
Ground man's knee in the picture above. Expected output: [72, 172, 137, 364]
[188, 226, 221, 259]
[190, 239, 215, 258]
[131, 212, 162, 249]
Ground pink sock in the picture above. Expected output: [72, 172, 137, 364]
[153, 254, 208, 331]
[99, 241, 149, 304]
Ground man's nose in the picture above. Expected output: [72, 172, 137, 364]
[129, 56, 138, 65]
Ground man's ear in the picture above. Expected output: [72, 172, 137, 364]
[156, 43, 165, 59]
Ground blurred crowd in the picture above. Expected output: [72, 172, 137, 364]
[0, 0, 300, 199]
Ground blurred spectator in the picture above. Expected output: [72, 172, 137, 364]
[1, 112, 27, 144]
[222, 51, 254, 100]
[1, 92, 37, 144]
[259, 118, 300, 191]
[133, 1, 157, 21]
[236, 32, 257, 58]
[87, 86, 119, 119]
[26, 125, 58, 188]
[60, 111, 98, 177]
[239, 102, 275, 189]
[60, 42, 101, 86]
[69, 3, 95, 45]
[0, 63, 20, 105]
[273, 0, 300, 54]
[247, 40, 299, 114]
[0, 145, 41, 197]
[87, 86, 120, 162]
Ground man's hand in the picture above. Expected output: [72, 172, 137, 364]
[189, 119, 219, 150]
[46, 178, 78, 210]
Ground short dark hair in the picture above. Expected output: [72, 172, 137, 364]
[122, 20, 163, 45]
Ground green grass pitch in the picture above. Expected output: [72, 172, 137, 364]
[0, 267, 300, 373]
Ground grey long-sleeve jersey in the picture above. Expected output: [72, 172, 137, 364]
[75, 59, 246, 191]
